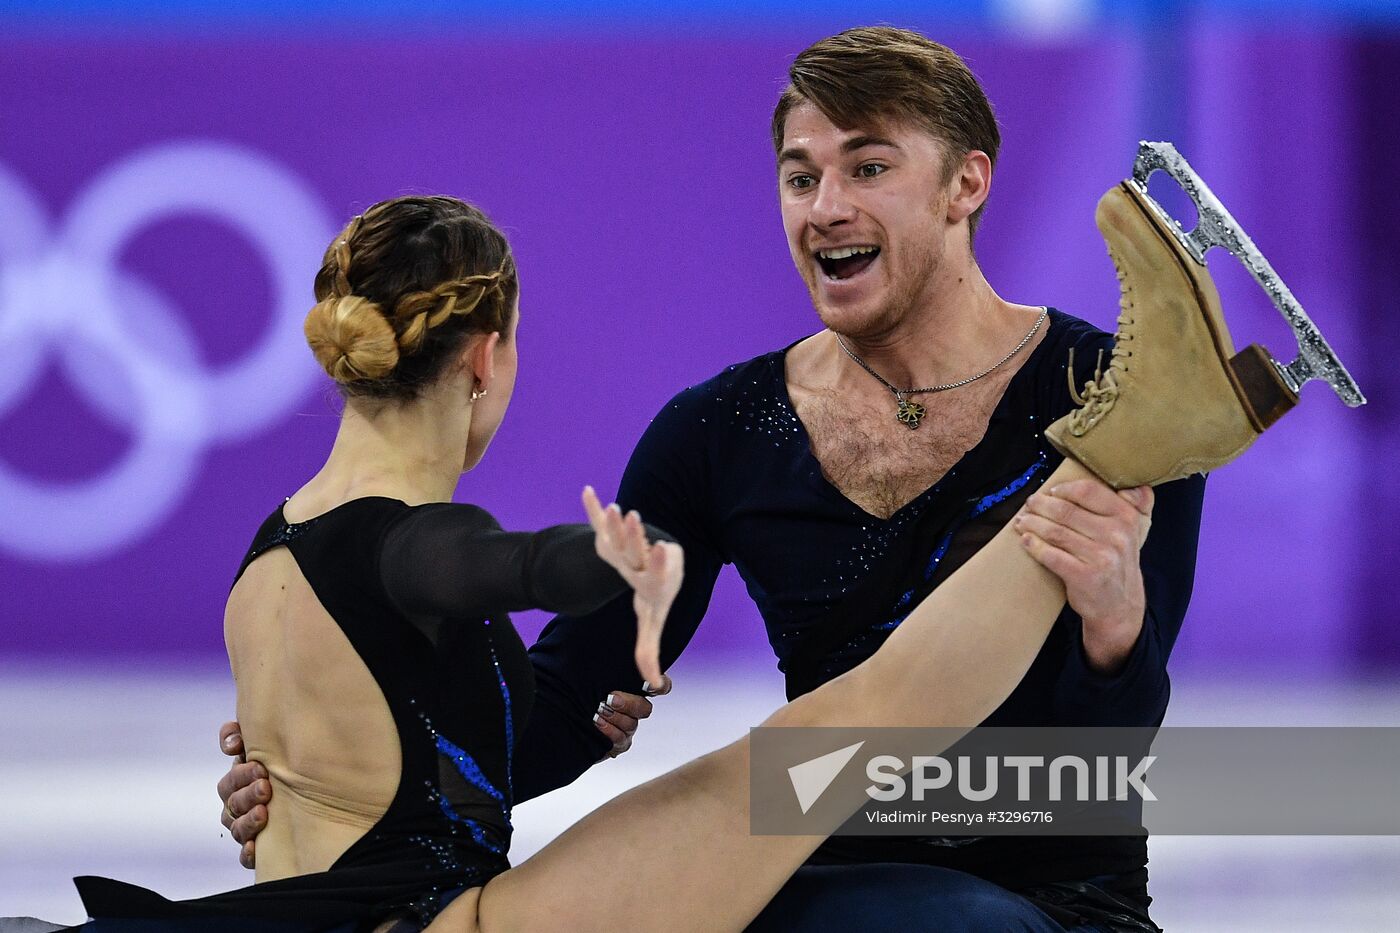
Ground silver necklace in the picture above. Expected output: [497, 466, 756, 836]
[835, 307, 1048, 430]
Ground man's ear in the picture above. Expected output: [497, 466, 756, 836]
[465, 331, 501, 395]
[946, 149, 992, 226]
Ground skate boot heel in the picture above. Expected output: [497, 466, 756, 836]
[1228, 344, 1299, 432]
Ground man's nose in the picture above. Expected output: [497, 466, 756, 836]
[810, 175, 857, 228]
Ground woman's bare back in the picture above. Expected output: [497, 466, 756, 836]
[224, 546, 401, 881]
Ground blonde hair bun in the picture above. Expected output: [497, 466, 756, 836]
[304, 294, 399, 384]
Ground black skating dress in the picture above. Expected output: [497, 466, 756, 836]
[70, 497, 654, 932]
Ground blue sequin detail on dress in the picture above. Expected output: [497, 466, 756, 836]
[435, 734, 505, 805]
[487, 643, 515, 799]
[968, 455, 1049, 517]
[429, 734, 509, 856]
[874, 454, 1049, 632]
[433, 794, 504, 855]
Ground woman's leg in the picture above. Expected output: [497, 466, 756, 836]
[431, 459, 1095, 933]
[433, 154, 1361, 931]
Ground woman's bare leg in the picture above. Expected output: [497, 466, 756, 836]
[432, 458, 1093, 933]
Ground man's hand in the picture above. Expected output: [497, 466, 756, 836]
[594, 677, 672, 758]
[217, 721, 269, 870]
[218, 676, 671, 867]
[1014, 479, 1154, 674]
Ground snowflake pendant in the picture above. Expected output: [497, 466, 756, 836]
[895, 398, 926, 429]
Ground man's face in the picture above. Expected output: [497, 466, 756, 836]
[778, 101, 955, 338]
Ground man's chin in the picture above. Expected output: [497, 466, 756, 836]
[810, 294, 896, 340]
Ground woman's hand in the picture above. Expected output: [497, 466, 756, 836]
[582, 486, 683, 687]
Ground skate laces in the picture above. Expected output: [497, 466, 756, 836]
[1066, 347, 1118, 435]
[1066, 255, 1135, 437]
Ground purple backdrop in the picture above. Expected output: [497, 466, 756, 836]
[0, 27, 1394, 672]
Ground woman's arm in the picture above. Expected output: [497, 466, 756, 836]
[376, 502, 671, 620]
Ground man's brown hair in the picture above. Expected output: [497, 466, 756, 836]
[771, 26, 1001, 233]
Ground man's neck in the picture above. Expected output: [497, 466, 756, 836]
[805, 265, 1039, 396]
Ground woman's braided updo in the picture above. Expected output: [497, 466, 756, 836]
[303, 195, 518, 400]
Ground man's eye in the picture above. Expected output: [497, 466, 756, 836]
[788, 174, 815, 190]
[857, 163, 887, 178]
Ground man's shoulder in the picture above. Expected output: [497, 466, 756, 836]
[649, 344, 794, 420]
[1046, 307, 1114, 352]
[622, 343, 798, 497]
[694, 345, 793, 395]
[1035, 308, 1117, 388]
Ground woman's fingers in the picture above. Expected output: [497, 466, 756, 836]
[584, 489, 667, 581]
[642, 674, 673, 697]
[583, 487, 621, 559]
[632, 545, 673, 684]
[582, 485, 606, 531]
[622, 510, 647, 569]
[607, 505, 627, 558]
[588, 494, 681, 687]
[584, 487, 646, 581]
[583, 489, 629, 553]
[651, 542, 683, 610]
[644, 541, 671, 603]
[659, 541, 682, 592]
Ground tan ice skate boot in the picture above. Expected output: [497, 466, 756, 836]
[1044, 142, 1365, 488]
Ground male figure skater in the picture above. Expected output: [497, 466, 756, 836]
[223, 27, 1199, 931]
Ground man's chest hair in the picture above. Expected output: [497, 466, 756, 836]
[795, 386, 1005, 520]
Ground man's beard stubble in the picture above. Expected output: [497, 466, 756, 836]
[809, 238, 944, 345]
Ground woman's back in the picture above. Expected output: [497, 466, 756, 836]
[210, 497, 541, 922]
[225, 537, 401, 881]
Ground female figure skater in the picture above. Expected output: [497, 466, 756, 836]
[66, 184, 1307, 931]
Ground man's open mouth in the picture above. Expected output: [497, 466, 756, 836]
[815, 245, 880, 281]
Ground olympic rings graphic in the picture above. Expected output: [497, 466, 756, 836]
[0, 142, 334, 561]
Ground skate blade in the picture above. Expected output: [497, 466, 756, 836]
[1127, 141, 1365, 408]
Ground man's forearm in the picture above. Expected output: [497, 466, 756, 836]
[513, 685, 613, 803]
